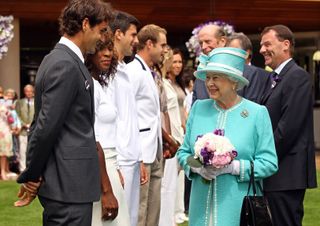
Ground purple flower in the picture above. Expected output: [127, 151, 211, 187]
[200, 147, 214, 166]
[231, 150, 238, 158]
[196, 134, 203, 141]
[214, 129, 225, 136]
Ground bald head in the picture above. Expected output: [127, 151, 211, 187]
[198, 24, 227, 55]
[24, 84, 34, 99]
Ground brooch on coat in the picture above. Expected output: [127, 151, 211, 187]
[240, 109, 249, 118]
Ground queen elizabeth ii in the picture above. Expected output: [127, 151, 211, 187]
[177, 47, 278, 226]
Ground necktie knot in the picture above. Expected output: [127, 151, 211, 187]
[271, 72, 281, 88]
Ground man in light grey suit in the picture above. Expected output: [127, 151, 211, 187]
[15, 1, 112, 225]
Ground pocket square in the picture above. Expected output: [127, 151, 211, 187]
[84, 80, 90, 90]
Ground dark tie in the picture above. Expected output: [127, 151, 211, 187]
[151, 70, 158, 80]
[271, 72, 280, 88]
[27, 99, 30, 121]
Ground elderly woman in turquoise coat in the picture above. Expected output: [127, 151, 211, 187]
[177, 47, 278, 226]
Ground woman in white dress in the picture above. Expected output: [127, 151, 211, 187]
[86, 35, 130, 226]
[159, 48, 186, 226]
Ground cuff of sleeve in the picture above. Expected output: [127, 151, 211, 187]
[238, 159, 246, 182]
[231, 160, 240, 175]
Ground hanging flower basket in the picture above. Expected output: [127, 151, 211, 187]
[0, 15, 14, 60]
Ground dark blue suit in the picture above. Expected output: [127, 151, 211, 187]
[192, 64, 271, 104]
[262, 59, 317, 226]
[238, 64, 271, 104]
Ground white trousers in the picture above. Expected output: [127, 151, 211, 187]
[18, 135, 28, 172]
[175, 169, 186, 215]
[158, 156, 178, 226]
[92, 148, 130, 226]
[120, 162, 140, 226]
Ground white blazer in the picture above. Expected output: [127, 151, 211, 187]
[111, 62, 141, 166]
[126, 55, 162, 164]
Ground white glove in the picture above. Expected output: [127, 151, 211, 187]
[210, 160, 240, 177]
[190, 166, 216, 180]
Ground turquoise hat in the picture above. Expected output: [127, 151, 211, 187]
[194, 47, 249, 90]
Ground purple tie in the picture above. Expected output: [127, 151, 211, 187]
[271, 72, 281, 88]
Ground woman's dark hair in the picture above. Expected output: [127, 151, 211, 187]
[86, 33, 118, 86]
[182, 68, 196, 88]
[172, 48, 186, 94]
[59, 0, 113, 36]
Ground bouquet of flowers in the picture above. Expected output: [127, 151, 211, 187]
[188, 129, 237, 168]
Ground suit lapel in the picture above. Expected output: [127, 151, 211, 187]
[134, 57, 160, 109]
[54, 44, 95, 124]
[261, 59, 295, 105]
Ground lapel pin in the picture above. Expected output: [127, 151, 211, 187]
[240, 109, 249, 118]
[85, 80, 90, 90]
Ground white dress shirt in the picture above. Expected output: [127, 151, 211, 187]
[93, 79, 117, 150]
[58, 36, 84, 63]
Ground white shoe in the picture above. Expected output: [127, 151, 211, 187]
[179, 213, 189, 221]
[175, 213, 189, 224]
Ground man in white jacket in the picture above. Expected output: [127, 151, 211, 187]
[109, 11, 141, 226]
[127, 24, 168, 226]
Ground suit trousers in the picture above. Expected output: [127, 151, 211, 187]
[265, 189, 306, 226]
[120, 162, 140, 226]
[38, 195, 93, 226]
[138, 157, 163, 226]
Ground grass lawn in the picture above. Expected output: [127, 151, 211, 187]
[1, 171, 319, 226]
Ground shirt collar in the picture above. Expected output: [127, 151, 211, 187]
[58, 36, 85, 63]
[135, 54, 151, 73]
[274, 58, 292, 75]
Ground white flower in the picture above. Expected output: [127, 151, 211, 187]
[0, 15, 14, 60]
[194, 133, 235, 158]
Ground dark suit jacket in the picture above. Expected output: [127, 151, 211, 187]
[238, 64, 271, 104]
[192, 78, 209, 104]
[262, 59, 317, 191]
[192, 65, 271, 105]
[17, 43, 101, 203]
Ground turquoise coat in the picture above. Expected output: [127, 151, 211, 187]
[177, 98, 278, 226]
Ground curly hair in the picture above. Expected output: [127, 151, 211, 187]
[85, 33, 118, 87]
[59, 0, 113, 36]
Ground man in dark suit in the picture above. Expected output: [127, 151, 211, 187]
[192, 24, 227, 103]
[260, 25, 317, 226]
[15, 1, 112, 225]
[227, 32, 271, 104]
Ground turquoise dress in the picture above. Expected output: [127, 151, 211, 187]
[177, 98, 278, 226]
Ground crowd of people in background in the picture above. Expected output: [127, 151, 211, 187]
[1, 0, 316, 226]
[0, 84, 34, 181]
